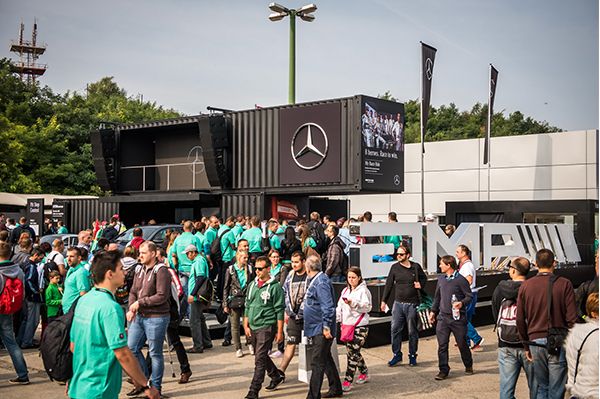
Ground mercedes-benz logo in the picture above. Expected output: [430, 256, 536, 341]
[490, 79, 496, 98]
[425, 58, 433, 80]
[187, 146, 205, 174]
[394, 174, 401, 186]
[290, 123, 329, 170]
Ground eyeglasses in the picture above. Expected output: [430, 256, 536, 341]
[255, 267, 267, 271]
[397, 252, 407, 256]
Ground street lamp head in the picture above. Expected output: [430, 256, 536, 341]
[299, 13, 315, 22]
[269, 2, 290, 14]
[269, 12, 287, 21]
[297, 3, 317, 15]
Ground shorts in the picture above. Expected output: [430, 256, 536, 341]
[286, 317, 304, 344]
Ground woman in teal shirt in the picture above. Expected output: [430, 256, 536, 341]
[299, 225, 317, 255]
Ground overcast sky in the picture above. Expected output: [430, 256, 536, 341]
[1, 0, 598, 130]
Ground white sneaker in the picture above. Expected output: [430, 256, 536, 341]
[269, 350, 284, 359]
[236, 349, 244, 358]
[249, 344, 255, 355]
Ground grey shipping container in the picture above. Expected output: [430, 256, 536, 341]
[61, 198, 119, 233]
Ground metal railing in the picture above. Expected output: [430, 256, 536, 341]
[120, 161, 204, 191]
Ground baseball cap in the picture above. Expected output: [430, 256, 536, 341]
[184, 244, 198, 254]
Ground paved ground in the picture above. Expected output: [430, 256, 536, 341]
[0, 324, 529, 399]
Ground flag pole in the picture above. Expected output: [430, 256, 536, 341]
[420, 80, 425, 221]
[487, 64, 492, 201]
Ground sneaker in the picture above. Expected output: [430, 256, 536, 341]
[465, 367, 474, 374]
[179, 370, 192, 384]
[265, 370, 285, 391]
[387, 352, 402, 367]
[236, 349, 244, 358]
[269, 350, 284, 358]
[249, 344, 255, 355]
[8, 377, 30, 385]
[434, 372, 448, 380]
[186, 347, 204, 354]
[244, 391, 259, 399]
[409, 354, 417, 366]
[471, 338, 484, 352]
[342, 381, 352, 392]
[355, 373, 369, 384]
[222, 340, 232, 347]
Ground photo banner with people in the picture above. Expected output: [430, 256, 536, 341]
[360, 96, 405, 192]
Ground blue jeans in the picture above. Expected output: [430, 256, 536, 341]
[0, 314, 28, 379]
[128, 315, 170, 392]
[17, 300, 41, 348]
[390, 301, 418, 356]
[179, 273, 190, 319]
[529, 338, 567, 399]
[498, 347, 536, 399]
[466, 291, 482, 346]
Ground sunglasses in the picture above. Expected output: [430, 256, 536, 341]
[397, 252, 407, 256]
[255, 267, 267, 271]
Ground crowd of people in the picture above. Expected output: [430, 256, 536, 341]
[0, 211, 597, 399]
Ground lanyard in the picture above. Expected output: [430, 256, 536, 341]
[94, 287, 116, 301]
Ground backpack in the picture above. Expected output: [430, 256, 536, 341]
[192, 275, 214, 305]
[0, 275, 24, 314]
[43, 253, 60, 284]
[209, 230, 228, 264]
[115, 262, 140, 305]
[40, 296, 80, 382]
[309, 222, 327, 254]
[495, 297, 521, 345]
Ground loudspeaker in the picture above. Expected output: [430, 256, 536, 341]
[199, 115, 232, 188]
[90, 129, 118, 192]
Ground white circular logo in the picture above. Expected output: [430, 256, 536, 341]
[290, 123, 329, 170]
[187, 146, 205, 174]
[425, 58, 433, 80]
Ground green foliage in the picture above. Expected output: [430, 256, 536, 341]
[378, 93, 561, 143]
[0, 60, 181, 195]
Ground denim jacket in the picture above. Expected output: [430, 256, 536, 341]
[303, 271, 336, 338]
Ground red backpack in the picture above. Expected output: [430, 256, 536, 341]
[0, 276, 24, 314]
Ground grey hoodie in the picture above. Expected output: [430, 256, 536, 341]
[0, 260, 25, 294]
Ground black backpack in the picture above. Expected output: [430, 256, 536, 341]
[210, 230, 228, 263]
[115, 263, 139, 305]
[192, 275, 214, 305]
[40, 296, 80, 382]
[309, 222, 327, 254]
[495, 297, 521, 345]
[43, 253, 60, 284]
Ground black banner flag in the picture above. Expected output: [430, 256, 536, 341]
[484, 64, 498, 164]
[421, 42, 437, 153]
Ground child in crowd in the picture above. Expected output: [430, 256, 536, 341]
[45, 271, 63, 323]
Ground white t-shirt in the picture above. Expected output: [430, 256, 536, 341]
[47, 250, 65, 267]
[458, 260, 476, 291]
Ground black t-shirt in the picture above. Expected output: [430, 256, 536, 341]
[382, 261, 427, 304]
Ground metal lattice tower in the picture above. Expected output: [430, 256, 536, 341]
[9, 20, 47, 84]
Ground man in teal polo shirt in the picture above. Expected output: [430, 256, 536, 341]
[383, 212, 403, 251]
[217, 217, 236, 300]
[268, 220, 281, 251]
[62, 247, 91, 314]
[69, 250, 159, 399]
[231, 215, 246, 240]
[203, 216, 220, 259]
[240, 216, 264, 262]
[186, 244, 212, 353]
[172, 221, 202, 318]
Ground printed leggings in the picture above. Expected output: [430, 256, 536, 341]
[344, 326, 369, 383]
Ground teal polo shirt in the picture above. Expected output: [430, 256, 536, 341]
[173, 232, 202, 274]
[62, 264, 91, 314]
[240, 227, 263, 253]
[188, 255, 210, 302]
[204, 227, 218, 254]
[69, 288, 127, 399]
[231, 223, 245, 240]
[383, 235, 403, 250]
[269, 231, 281, 250]
[220, 228, 236, 263]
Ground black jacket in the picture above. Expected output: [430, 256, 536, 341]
[103, 225, 119, 241]
[10, 224, 35, 244]
[491, 279, 525, 348]
[223, 263, 255, 308]
[280, 238, 301, 261]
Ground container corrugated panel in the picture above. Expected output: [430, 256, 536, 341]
[221, 193, 265, 219]
[230, 96, 362, 193]
[65, 199, 119, 232]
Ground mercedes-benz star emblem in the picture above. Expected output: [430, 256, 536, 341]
[425, 58, 433, 80]
[187, 146, 205, 174]
[290, 123, 329, 170]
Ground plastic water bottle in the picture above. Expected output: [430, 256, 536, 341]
[451, 294, 460, 320]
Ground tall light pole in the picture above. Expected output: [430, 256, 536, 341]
[268, 3, 317, 104]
